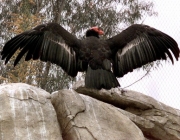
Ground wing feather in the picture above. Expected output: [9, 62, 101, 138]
[25, 35, 42, 61]
[108, 24, 179, 77]
[1, 23, 84, 77]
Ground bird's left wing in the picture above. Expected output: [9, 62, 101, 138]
[107, 24, 180, 77]
[1, 23, 86, 77]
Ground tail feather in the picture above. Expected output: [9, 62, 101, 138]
[85, 66, 120, 89]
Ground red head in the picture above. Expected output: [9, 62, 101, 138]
[86, 26, 104, 38]
[90, 26, 104, 35]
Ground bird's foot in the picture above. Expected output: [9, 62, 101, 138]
[117, 87, 127, 96]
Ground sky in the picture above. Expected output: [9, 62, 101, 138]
[120, 0, 180, 110]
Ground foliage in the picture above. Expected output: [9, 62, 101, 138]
[0, 0, 157, 92]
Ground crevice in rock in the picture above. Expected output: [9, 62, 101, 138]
[74, 126, 97, 140]
[62, 100, 86, 138]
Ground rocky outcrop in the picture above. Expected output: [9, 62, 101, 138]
[0, 83, 180, 140]
[74, 84, 180, 140]
[0, 83, 62, 140]
[51, 89, 144, 140]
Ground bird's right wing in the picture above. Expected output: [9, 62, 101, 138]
[1, 23, 87, 77]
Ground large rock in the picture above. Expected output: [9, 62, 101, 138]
[1, 83, 179, 140]
[51, 89, 145, 140]
[0, 83, 62, 140]
[74, 86, 180, 140]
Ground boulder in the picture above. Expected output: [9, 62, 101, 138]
[74, 85, 180, 140]
[0, 83, 62, 140]
[51, 89, 145, 140]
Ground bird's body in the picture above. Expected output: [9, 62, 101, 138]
[1, 23, 179, 89]
[79, 37, 112, 69]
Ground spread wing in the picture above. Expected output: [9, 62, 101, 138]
[107, 24, 180, 77]
[1, 23, 87, 77]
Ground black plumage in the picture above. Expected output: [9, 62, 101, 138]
[1, 23, 179, 89]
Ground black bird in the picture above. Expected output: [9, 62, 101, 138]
[1, 23, 179, 89]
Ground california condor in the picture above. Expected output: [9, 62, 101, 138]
[1, 23, 179, 89]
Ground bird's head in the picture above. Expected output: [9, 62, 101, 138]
[86, 26, 104, 38]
